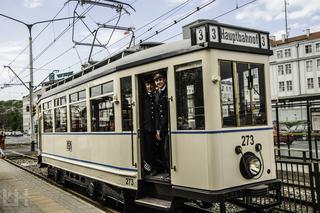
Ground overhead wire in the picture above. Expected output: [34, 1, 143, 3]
[18, 3, 97, 81]
[64, 0, 258, 73]
[32, 0, 137, 87]
[26, 0, 190, 79]
[58, 0, 210, 72]
[7, 1, 88, 83]
[7, 3, 67, 68]
[139, 0, 216, 43]
[27, 0, 257, 89]
[161, 0, 258, 42]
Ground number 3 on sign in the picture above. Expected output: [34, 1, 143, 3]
[196, 26, 206, 44]
[209, 25, 219, 42]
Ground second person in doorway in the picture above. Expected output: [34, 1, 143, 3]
[153, 71, 170, 176]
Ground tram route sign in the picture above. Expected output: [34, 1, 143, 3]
[190, 21, 271, 54]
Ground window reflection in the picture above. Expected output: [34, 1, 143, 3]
[55, 107, 67, 132]
[70, 102, 87, 132]
[91, 96, 115, 132]
[121, 77, 132, 131]
[43, 110, 53, 132]
[220, 61, 236, 127]
[220, 61, 267, 127]
[175, 62, 205, 130]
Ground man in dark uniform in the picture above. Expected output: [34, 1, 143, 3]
[153, 72, 170, 175]
[142, 78, 158, 176]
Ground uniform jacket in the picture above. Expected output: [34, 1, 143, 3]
[143, 92, 156, 132]
[155, 86, 168, 132]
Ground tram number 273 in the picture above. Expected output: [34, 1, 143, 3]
[125, 178, 134, 186]
[241, 135, 255, 146]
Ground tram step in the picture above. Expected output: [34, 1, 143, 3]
[135, 197, 172, 211]
[245, 184, 269, 196]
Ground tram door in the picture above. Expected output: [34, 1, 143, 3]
[138, 70, 171, 181]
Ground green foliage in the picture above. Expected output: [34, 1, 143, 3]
[0, 100, 23, 131]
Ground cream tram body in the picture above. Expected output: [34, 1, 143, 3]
[38, 20, 279, 209]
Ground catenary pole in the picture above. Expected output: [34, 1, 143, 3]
[0, 14, 83, 147]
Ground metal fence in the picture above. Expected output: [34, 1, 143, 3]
[273, 97, 320, 212]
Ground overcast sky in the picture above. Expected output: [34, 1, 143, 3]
[0, 0, 319, 100]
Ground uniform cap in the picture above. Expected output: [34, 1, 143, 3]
[153, 72, 165, 80]
[145, 78, 153, 84]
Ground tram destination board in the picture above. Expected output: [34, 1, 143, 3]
[190, 21, 272, 55]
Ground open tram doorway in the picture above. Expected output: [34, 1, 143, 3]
[137, 69, 171, 182]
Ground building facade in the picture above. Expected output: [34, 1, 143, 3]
[270, 31, 320, 122]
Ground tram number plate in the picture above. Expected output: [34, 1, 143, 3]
[241, 135, 255, 146]
[125, 178, 134, 186]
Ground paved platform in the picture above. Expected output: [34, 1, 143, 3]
[0, 159, 104, 213]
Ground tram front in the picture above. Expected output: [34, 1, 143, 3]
[169, 20, 281, 211]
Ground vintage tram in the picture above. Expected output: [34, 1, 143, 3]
[37, 20, 281, 212]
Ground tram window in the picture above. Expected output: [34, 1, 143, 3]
[120, 76, 132, 131]
[236, 63, 266, 126]
[70, 90, 86, 103]
[70, 102, 87, 132]
[90, 85, 102, 97]
[175, 61, 205, 130]
[90, 81, 113, 97]
[54, 96, 66, 107]
[219, 61, 267, 127]
[91, 96, 115, 132]
[55, 107, 67, 132]
[43, 110, 53, 132]
[220, 61, 236, 127]
[43, 101, 52, 110]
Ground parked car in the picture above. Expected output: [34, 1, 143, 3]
[273, 123, 294, 145]
[11, 131, 23, 137]
[290, 123, 308, 140]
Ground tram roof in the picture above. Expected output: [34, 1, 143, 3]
[40, 20, 272, 102]
[40, 39, 203, 100]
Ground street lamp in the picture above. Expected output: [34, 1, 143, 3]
[0, 13, 83, 148]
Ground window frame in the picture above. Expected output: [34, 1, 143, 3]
[219, 60, 267, 127]
[278, 65, 284, 75]
[279, 81, 285, 92]
[42, 100, 53, 133]
[307, 78, 314, 89]
[174, 60, 205, 130]
[90, 81, 115, 132]
[286, 80, 292, 91]
[277, 50, 283, 59]
[285, 63, 292, 74]
[316, 43, 320, 52]
[120, 76, 133, 131]
[284, 48, 291, 57]
[305, 44, 312, 54]
[306, 60, 312, 72]
[70, 100, 88, 132]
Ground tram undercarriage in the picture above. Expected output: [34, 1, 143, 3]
[46, 163, 281, 213]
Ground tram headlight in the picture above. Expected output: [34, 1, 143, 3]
[240, 152, 262, 179]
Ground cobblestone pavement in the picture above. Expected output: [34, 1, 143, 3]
[0, 159, 104, 213]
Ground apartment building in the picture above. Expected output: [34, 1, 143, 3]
[270, 30, 320, 121]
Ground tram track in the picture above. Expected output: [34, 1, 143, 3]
[3, 152, 247, 213]
[4, 152, 119, 213]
